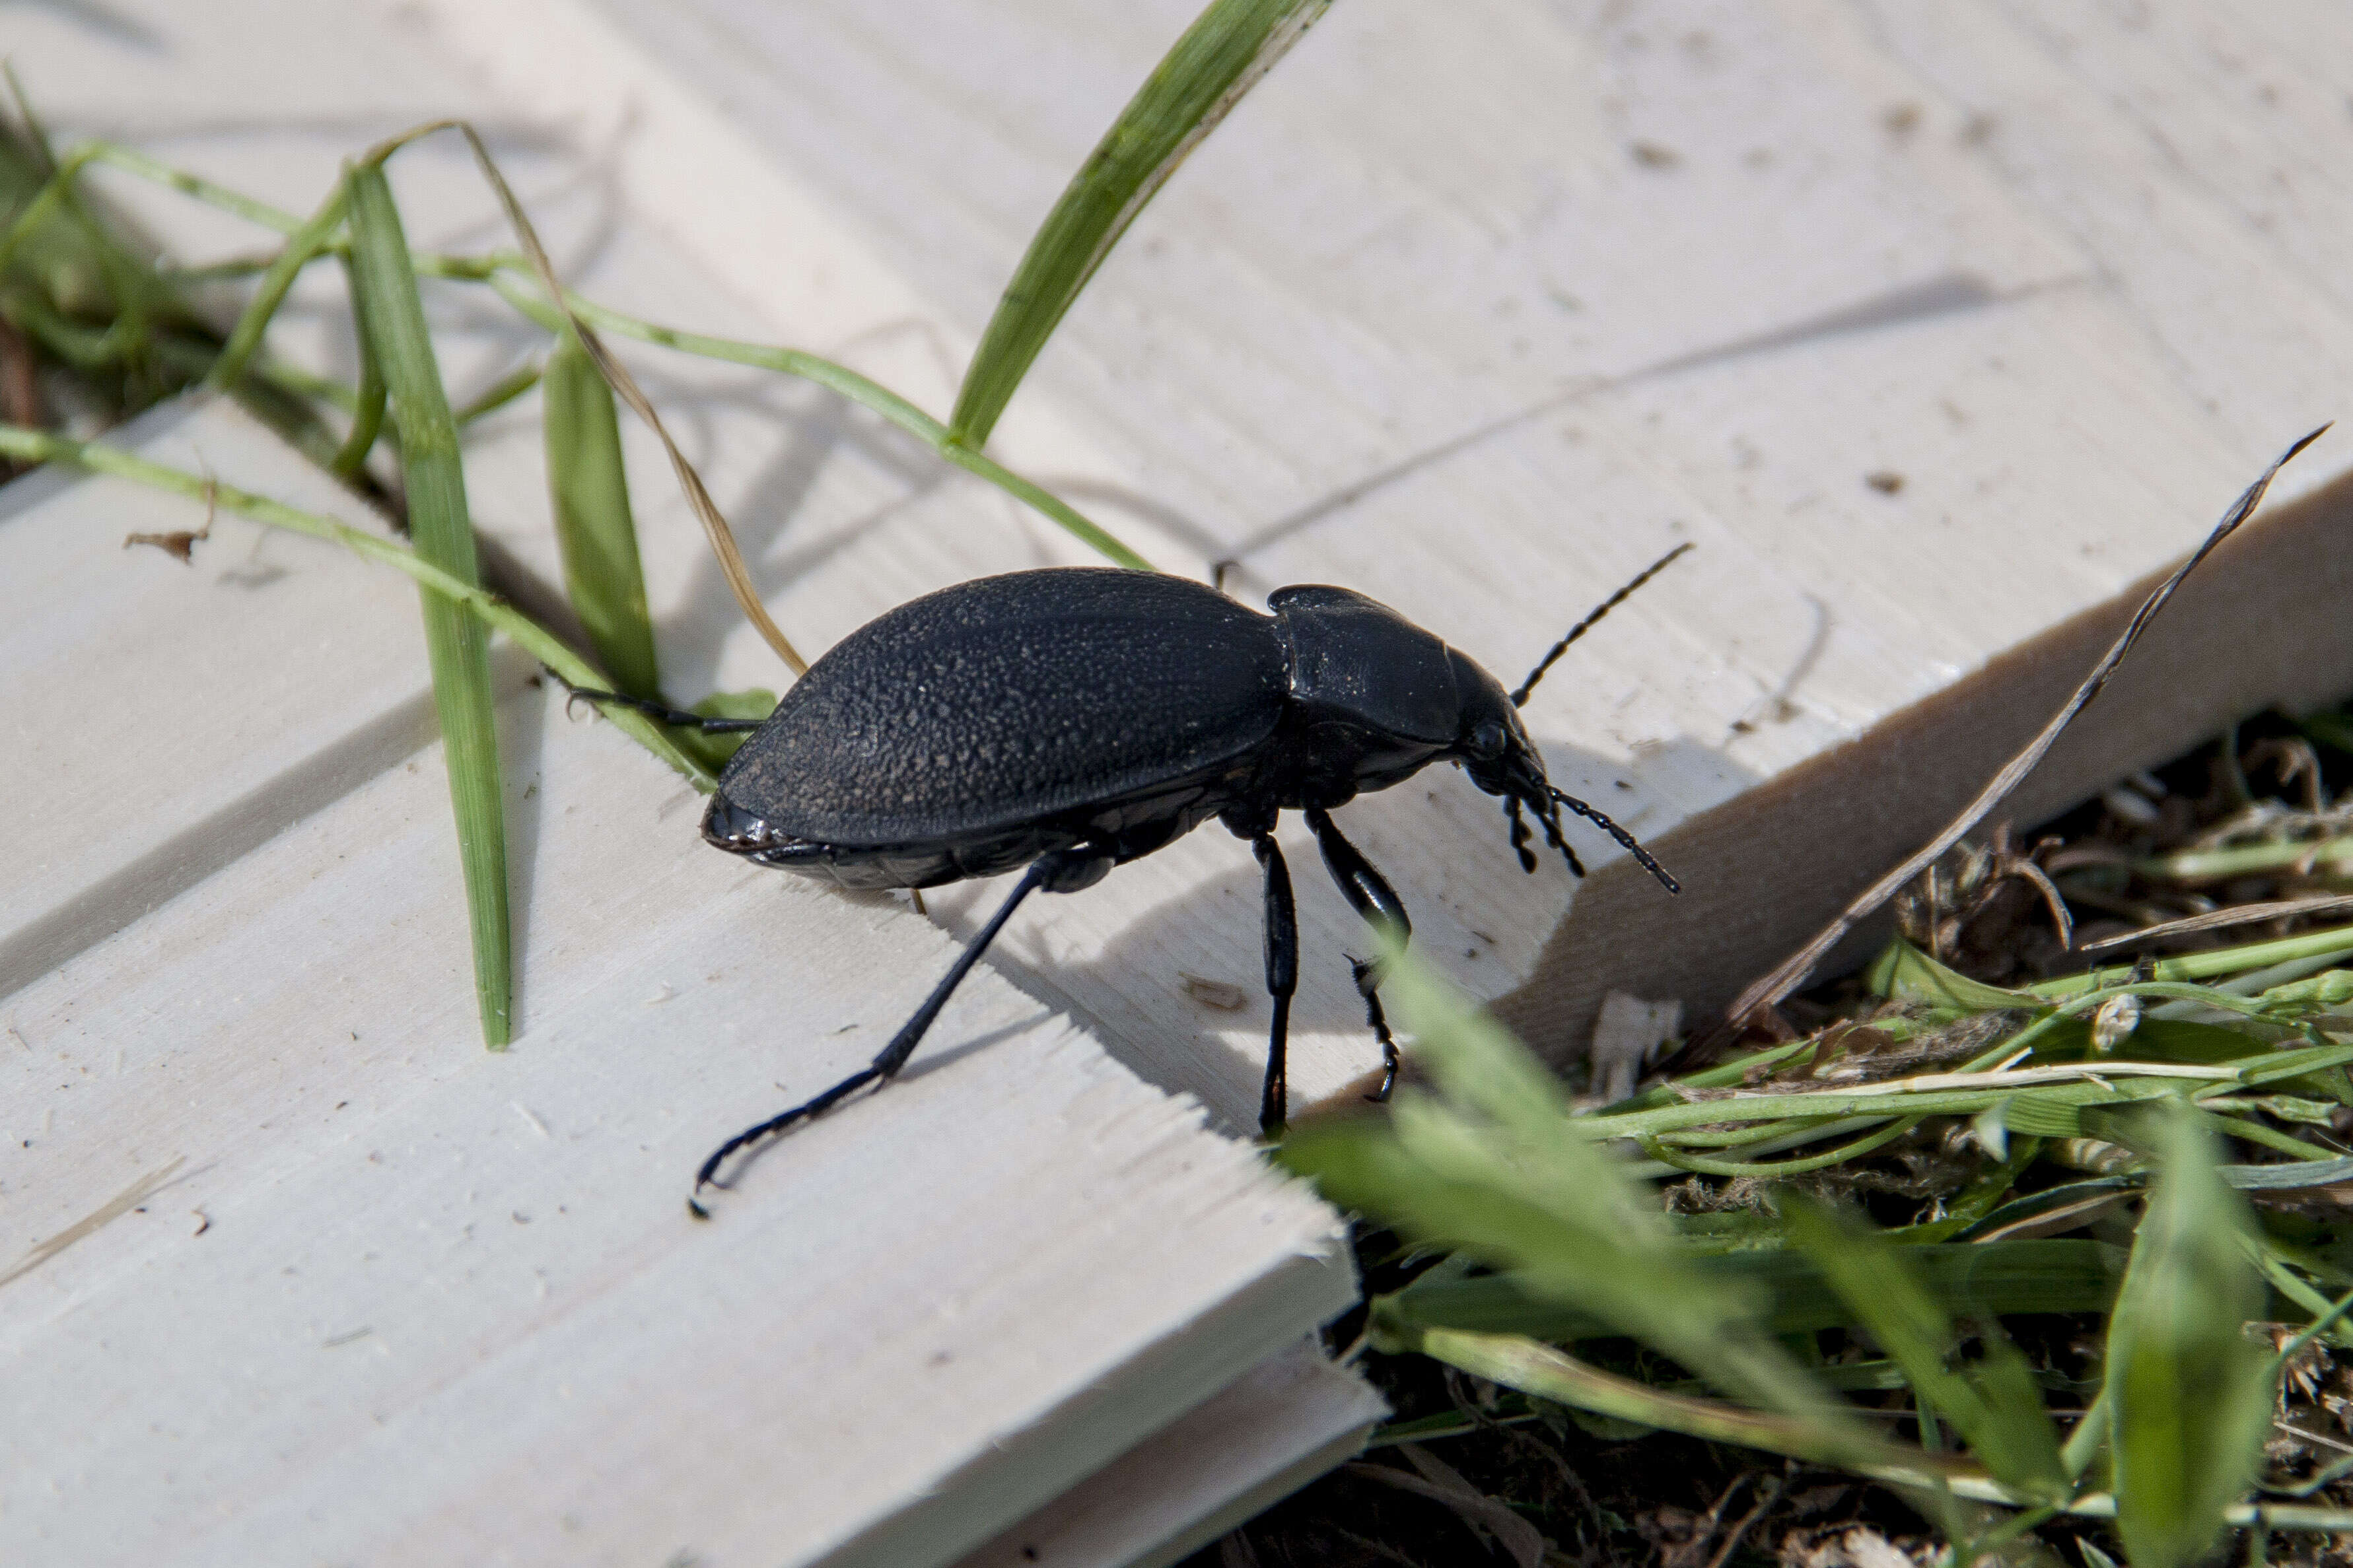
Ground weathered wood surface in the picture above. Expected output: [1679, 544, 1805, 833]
[415, 0, 2353, 1103]
[14, 0, 2353, 1560]
[0, 399, 1360, 1567]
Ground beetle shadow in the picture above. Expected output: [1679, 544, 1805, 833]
[494, 672, 553, 1029]
[920, 732, 1763, 1135]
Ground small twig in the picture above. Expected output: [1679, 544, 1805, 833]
[1703, 1475, 1785, 1568]
[2080, 895, 2353, 953]
[444, 121, 808, 675]
[1707, 426, 2329, 1048]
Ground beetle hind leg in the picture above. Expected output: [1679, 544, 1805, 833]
[689, 846, 1092, 1213]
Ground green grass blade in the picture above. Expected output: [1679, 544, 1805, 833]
[2103, 1101, 2274, 1568]
[330, 288, 388, 479]
[0, 422, 714, 790]
[1284, 939, 1872, 1456]
[680, 687, 776, 774]
[543, 326, 659, 700]
[1867, 939, 2037, 1013]
[948, 0, 1331, 446]
[1374, 1239, 2125, 1343]
[1408, 1328, 1957, 1483]
[205, 182, 346, 393]
[454, 358, 542, 427]
[345, 160, 511, 1048]
[1781, 1196, 2068, 1500]
[481, 269, 1153, 570]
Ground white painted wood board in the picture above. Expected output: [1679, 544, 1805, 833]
[20, 0, 2353, 1557]
[0, 397, 1362, 1565]
[415, 0, 2353, 1087]
[949, 1343, 1388, 1568]
[39, 0, 2353, 1127]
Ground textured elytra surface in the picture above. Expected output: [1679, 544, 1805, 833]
[720, 569, 1289, 846]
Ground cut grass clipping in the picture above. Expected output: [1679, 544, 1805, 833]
[1, 0, 1308, 1043]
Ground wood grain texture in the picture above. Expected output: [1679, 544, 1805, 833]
[17, 0, 2353, 1552]
[948, 1343, 1388, 1568]
[434, 0, 2353, 1100]
[0, 402, 1353, 1563]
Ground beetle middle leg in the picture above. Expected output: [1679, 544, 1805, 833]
[690, 844, 1103, 1214]
[1249, 830, 1298, 1137]
[1304, 807, 1409, 1103]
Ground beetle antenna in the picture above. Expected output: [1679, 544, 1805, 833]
[1510, 543, 1693, 708]
[1548, 785, 1680, 895]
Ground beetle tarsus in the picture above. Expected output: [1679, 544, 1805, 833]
[1347, 957, 1401, 1102]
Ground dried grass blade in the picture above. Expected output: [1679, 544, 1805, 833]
[450, 123, 805, 675]
[2078, 895, 2353, 953]
[544, 325, 659, 699]
[481, 271, 1153, 571]
[949, 0, 1331, 446]
[346, 159, 512, 1048]
[1714, 427, 2329, 1044]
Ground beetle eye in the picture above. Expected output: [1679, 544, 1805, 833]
[1469, 720, 1508, 759]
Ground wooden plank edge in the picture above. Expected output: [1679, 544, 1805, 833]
[948, 1341, 1386, 1568]
[817, 1237, 1360, 1568]
[1501, 459, 2353, 1058]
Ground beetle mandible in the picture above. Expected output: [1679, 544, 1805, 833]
[581, 547, 1687, 1210]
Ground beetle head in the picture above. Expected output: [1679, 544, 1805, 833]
[1450, 650, 1588, 879]
[1457, 641, 1681, 896]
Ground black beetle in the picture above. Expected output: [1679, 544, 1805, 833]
[580, 548, 1686, 1206]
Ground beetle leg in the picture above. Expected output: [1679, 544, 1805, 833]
[1304, 807, 1411, 1104]
[1343, 955, 1400, 1103]
[1251, 831, 1298, 1136]
[553, 675, 768, 734]
[689, 848, 1082, 1213]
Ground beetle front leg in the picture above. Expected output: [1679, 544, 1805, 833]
[1304, 807, 1410, 1103]
[1251, 831, 1298, 1136]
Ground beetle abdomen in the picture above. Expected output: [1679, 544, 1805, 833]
[717, 569, 1287, 848]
